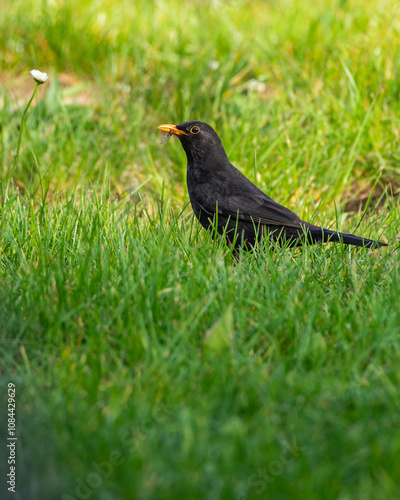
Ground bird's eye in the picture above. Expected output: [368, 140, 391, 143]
[190, 126, 200, 134]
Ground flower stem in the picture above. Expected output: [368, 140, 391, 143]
[5, 83, 40, 198]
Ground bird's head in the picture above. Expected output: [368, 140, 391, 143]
[158, 120, 227, 165]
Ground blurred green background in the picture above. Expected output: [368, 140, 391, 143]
[2, 0, 400, 212]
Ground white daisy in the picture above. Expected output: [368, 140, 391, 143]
[30, 69, 48, 84]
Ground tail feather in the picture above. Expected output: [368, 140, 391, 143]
[317, 228, 387, 248]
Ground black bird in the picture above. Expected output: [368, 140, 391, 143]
[158, 121, 387, 249]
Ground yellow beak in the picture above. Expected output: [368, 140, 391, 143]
[158, 124, 188, 136]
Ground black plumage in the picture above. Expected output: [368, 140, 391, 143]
[158, 121, 387, 249]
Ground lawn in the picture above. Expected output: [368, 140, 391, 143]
[1, 0, 400, 499]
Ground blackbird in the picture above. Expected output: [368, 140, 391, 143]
[158, 121, 387, 249]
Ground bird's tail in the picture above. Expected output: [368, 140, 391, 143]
[318, 228, 387, 248]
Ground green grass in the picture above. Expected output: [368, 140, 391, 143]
[1, 0, 400, 499]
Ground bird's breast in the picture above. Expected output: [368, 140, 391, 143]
[186, 168, 216, 224]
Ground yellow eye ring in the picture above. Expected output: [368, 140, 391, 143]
[190, 126, 200, 134]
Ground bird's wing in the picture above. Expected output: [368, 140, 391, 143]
[192, 164, 308, 229]
[214, 191, 305, 229]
